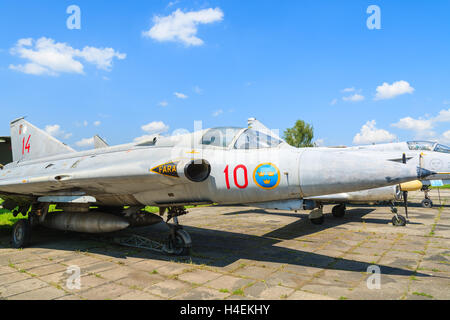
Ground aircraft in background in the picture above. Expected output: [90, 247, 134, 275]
[0, 137, 12, 168]
[344, 141, 450, 208]
[0, 118, 431, 254]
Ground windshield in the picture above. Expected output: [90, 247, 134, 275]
[434, 144, 450, 154]
[407, 141, 436, 151]
[234, 129, 282, 149]
[201, 127, 243, 148]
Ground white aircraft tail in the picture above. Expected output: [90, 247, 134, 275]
[10, 118, 75, 162]
[94, 135, 109, 149]
[248, 118, 286, 142]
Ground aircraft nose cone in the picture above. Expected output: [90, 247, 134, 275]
[417, 167, 436, 179]
[299, 149, 431, 197]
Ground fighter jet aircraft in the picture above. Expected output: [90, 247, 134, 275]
[298, 141, 450, 226]
[0, 118, 433, 254]
[344, 140, 450, 208]
[0, 137, 12, 168]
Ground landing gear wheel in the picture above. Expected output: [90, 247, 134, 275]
[332, 204, 346, 218]
[165, 229, 192, 256]
[11, 219, 31, 248]
[392, 215, 407, 227]
[421, 199, 433, 208]
[310, 216, 324, 225]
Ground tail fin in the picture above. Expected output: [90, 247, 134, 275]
[10, 118, 75, 162]
[93, 135, 109, 149]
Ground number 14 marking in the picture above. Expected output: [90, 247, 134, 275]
[22, 135, 31, 155]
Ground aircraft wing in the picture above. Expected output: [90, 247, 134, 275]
[0, 157, 202, 197]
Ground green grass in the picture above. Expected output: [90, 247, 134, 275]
[412, 292, 433, 298]
[232, 289, 244, 296]
[0, 209, 26, 228]
[0, 198, 212, 229]
[430, 185, 450, 189]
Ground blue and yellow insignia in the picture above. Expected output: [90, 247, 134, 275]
[253, 163, 280, 190]
[151, 161, 179, 178]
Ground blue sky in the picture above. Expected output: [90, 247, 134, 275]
[1, 0, 449, 148]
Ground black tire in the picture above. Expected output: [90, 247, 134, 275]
[166, 229, 192, 256]
[310, 216, 324, 225]
[331, 204, 346, 218]
[392, 215, 407, 227]
[11, 219, 31, 248]
[421, 199, 433, 208]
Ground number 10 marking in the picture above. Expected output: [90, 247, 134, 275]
[224, 164, 248, 189]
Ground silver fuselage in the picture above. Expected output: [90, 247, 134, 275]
[0, 132, 425, 208]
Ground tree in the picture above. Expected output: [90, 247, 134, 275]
[283, 120, 315, 148]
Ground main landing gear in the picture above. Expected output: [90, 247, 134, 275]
[390, 204, 407, 227]
[111, 206, 192, 256]
[161, 207, 192, 256]
[11, 203, 41, 249]
[11, 219, 32, 248]
[421, 186, 433, 208]
[309, 204, 346, 225]
[309, 206, 324, 225]
[331, 204, 346, 218]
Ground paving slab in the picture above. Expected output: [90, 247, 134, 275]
[8, 285, 67, 300]
[79, 282, 132, 300]
[0, 189, 448, 300]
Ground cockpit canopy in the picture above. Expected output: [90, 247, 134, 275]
[201, 127, 283, 149]
[201, 127, 242, 148]
[234, 128, 283, 149]
[434, 143, 450, 153]
[407, 141, 450, 153]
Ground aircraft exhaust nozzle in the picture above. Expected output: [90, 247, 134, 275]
[42, 212, 130, 233]
[179, 159, 211, 183]
[299, 150, 433, 197]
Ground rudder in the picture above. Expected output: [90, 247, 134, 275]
[10, 118, 75, 162]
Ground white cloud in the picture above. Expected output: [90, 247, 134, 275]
[174, 92, 188, 99]
[314, 138, 325, 147]
[167, 1, 180, 8]
[76, 137, 94, 147]
[83, 120, 88, 127]
[134, 134, 159, 143]
[341, 87, 355, 93]
[44, 124, 72, 139]
[212, 109, 223, 117]
[93, 121, 101, 126]
[159, 101, 168, 107]
[45, 124, 62, 136]
[9, 37, 126, 76]
[353, 120, 396, 145]
[194, 86, 203, 94]
[442, 131, 450, 144]
[390, 108, 450, 139]
[330, 98, 338, 106]
[391, 117, 434, 132]
[434, 108, 450, 123]
[142, 8, 224, 46]
[134, 121, 169, 142]
[342, 93, 365, 102]
[141, 121, 169, 134]
[374, 80, 414, 100]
